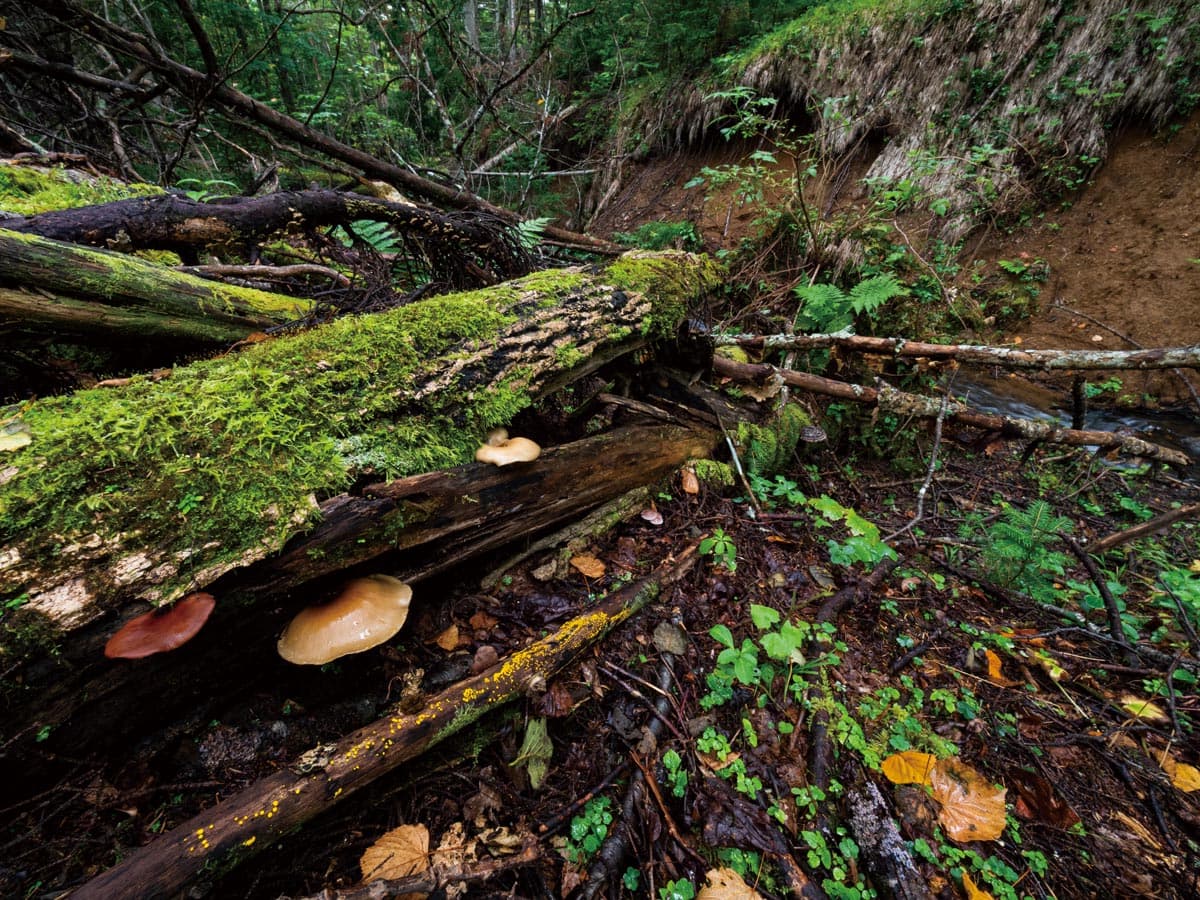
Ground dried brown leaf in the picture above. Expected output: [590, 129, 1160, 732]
[435, 624, 460, 651]
[360, 823, 430, 882]
[569, 554, 606, 579]
[962, 871, 995, 900]
[929, 758, 1007, 842]
[697, 866, 763, 898]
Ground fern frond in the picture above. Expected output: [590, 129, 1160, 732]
[516, 216, 554, 250]
[848, 274, 908, 315]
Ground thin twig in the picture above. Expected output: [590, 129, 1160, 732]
[884, 391, 948, 545]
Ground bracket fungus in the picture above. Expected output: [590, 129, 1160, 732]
[277, 574, 412, 665]
[104, 592, 216, 659]
[475, 427, 541, 466]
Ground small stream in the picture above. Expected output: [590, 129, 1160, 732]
[946, 373, 1200, 480]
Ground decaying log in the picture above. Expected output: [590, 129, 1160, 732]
[1, 423, 716, 765]
[0, 228, 311, 340]
[6, 189, 530, 286]
[712, 357, 1192, 467]
[0, 251, 720, 651]
[845, 776, 933, 900]
[70, 548, 698, 900]
[719, 332, 1200, 371]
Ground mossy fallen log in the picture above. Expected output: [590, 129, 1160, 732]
[0, 251, 721, 653]
[0, 228, 311, 341]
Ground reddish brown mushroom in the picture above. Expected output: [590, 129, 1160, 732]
[104, 592, 216, 659]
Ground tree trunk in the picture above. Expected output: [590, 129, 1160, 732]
[0, 251, 720, 641]
[0, 229, 311, 341]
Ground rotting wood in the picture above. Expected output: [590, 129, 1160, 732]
[1, 425, 716, 767]
[718, 332, 1200, 371]
[69, 548, 698, 900]
[0, 251, 720, 644]
[712, 357, 1191, 467]
[845, 775, 934, 900]
[0, 229, 310, 341]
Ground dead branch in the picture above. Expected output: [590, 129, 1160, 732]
[7, 189, 530, 286]
[20, 2, 621, 256]
[178, 263, 351, 288]
[711, 357, 1192, 467]
[718, 332, 1200, 371]
[1087, 502, 1200, 554]
[845, 775, 934, 900]
[70, 548, 698, 900]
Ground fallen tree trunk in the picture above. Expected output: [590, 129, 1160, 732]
[69, 547, 698, 900]
[712, 356, 1191, 467]
[718, 332, 1200, 371]
[0, 252, 720, 645]
[0, 229, 311, 341]
[5, 189, 530, 286]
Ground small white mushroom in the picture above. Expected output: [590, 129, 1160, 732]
[475, 430, 541, 465]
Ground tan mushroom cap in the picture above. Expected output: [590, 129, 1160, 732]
[278, 574, 412, 665]
[475, 429, 541, 465]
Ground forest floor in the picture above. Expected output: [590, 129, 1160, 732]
[3, 118, 1199, 899]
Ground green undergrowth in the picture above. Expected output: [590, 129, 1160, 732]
[0, 254, 719, 609]
[0, 162, 163, 216]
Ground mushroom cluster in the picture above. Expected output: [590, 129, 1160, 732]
[278, 574, 412, 665]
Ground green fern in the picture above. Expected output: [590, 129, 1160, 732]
[968, 500, 1073, 603]
[516, 216, 554, 250]
[330, 219, 402, 254]
[794, 274, 908, 333]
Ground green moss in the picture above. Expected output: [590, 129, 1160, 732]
[606, 250, 725, 339]
[555, 342, 586, 369]
[0, 163, 163, 216]
[734, 403, 812, 477]
[692, 459, 736, 488]
[1, 254, 718, 608]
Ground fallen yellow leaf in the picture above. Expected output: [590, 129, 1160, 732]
[984, 649, 1017, 687]
[1157, 752, 1200, 793]
[360, 823, 430, 883]
[697, 866, 763, 899]
[929, 758, 1007, 842]
[882, 751, 938, 786]
[962, 870, 995, 900]
[569, 554, 606, 579]
[1119, 694, 1168, 722]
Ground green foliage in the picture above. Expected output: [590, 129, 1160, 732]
[612, 221, 702, 251]
[965, 500, 1073, 603]
[516, 217, 554, 250]
[659, 878, 697, 900]
[808, 495, 898, 568]
[330, 219, 403, 255]
[661, 748, 688, 797]
[794, 275, 909, 333]
[566, 796, 613, 864]
[700, 527, 738, 571]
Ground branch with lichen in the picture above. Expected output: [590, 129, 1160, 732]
[70, 547, 698, 900]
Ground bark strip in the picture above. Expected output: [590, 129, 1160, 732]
[70, 548, 698, 900]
